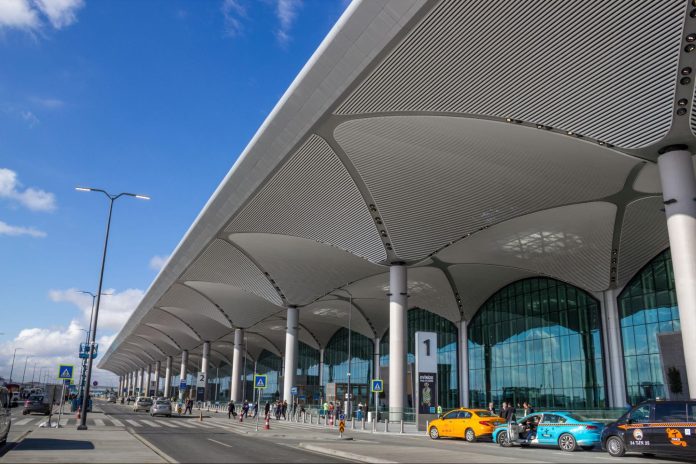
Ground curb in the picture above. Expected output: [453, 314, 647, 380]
[298, 443, 396, 463]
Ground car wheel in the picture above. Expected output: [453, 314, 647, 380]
[558, 433, 577, 452]
[606, 436, 625, 457]
[497, 431, 511, 447]
[429, 426, 440, 439]
[465, 428, 476, 443]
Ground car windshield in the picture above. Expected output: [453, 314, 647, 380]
[474, 411, 498, 417]
[29, 395, 43, 401]
[156, 401, 169, 405]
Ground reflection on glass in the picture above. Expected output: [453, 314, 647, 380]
[468, 277, 606, 409]
[380, 308, 459, 409]
[619, 249, 680, 404]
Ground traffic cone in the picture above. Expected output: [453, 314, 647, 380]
[239, 413, 243, 423]
[199, 409, 203, 422]
[264, 415, 270, 430]
[76, 406, 81, 420]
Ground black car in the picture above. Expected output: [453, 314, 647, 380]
[22, 395, 51, 415]
[601, 399, 696, 459]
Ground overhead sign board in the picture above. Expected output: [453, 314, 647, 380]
[58, 364, 74, 380]
[196, 371, 207, 388]
[254, 374, 267, 389]
[290, 386, 298, 395]
[179, 381, 187, 389]
[415, 332, 438, 431]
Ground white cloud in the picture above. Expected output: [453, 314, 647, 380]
[0, 321, 119, 387]
[0, 0, 84, 32]
[49, 287, 144, 331]
[0, 168, 56, 212]
[0, 220, 46, 237]
[221, 0, 246, 37]
[274, 0, 301, 46]
[20, 110, 39, 127]
[0, 0, 40, 30]
[30, 96, 64, 109]
[149, 254, 169, 271]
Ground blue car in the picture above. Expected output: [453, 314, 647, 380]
[492, 411, 604, 452]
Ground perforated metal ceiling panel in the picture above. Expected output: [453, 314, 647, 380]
[300, 299, 375, 345]
[230, 233, 386, 306]
[226, 135, 385, 262]
[336, 116, 637, 261]
[617, 197, 669, 288]
[438, 202, 616, 292]
[182, 239, 282, 306]
[337, 0, 684, 149]
[633, 157, 696, 193]
[183, 281, 283, 329]
[448, 264, 537, 320]
[157, 283, 232, 329]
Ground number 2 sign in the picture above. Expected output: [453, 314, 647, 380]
[196, 371, 207, 388]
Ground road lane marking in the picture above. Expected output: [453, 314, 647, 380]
[94, 419, 105, 426]
[125, 419, 142, 427]
[175, 421, 197, 428]
[14, 418, 34, 426]
[155, 420, 179, 428]
[140, 420, 161, 427]
[208, 438, 233, 448]
[109, 418, 124, 426]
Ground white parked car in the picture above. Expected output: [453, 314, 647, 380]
[150, 399, 172, 417]
[133, 396, 152, 412]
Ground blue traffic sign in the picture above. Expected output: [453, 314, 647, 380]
[58, 364, 74, 380]
[290, 386, 298, 395]
[179, 381, 187, 389]
[371, 379, 383, 393]
[254, 374, 267, 389]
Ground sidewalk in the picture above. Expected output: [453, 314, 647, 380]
[0, 427, 167, 463]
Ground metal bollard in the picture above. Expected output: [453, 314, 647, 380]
[351, 417, 355, 429]
[362, 419, 366, 430]
[400, 420, 404, 434]
[385, 419, 389, 433]
[372, 418, 376, 433]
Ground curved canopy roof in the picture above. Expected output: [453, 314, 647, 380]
[101, 0, 696, 375]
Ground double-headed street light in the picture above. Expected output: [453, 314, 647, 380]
[21, 355, 31, 385]
[75, 187, 149, 430]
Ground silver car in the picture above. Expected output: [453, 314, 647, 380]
[133, 396, 152, 412]
[150, 399, 172, 417]
[0, 387, 11, 446]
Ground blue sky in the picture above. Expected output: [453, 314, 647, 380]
[0, 0, 348, 385]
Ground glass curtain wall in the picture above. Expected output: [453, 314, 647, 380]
[468, 277, 606, 409]
[256, 350, 283, 403]
[380, 308, 459, 410]
[618, 249, 681, 404]
[210, 362, 231, 403]
[324, 328, 373, 408]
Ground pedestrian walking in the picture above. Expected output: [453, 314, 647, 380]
[227, 401, 236, 419]
[185, 398, 193, 415]
[499, 402, 508, 420]
[505, 401, 516, 422]
[253, 401, 258, 418]
[522, 401, 534, 417]
[281, 400, 287, 420]
[487, 402, 495, 415]
[242, 400, 250, 418]
[264, 401, 270, 418]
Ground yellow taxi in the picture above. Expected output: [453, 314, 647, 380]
[428, 408, 506, 442]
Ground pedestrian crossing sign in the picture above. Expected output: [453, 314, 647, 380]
[58, 364, 74, 380]
[254, 374, 267, 389]
[371, 379, 383, 393]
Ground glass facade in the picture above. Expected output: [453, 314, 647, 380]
[324, 328, 373, 407]
[618, 249, 681, 404]
[468, 277, 606, 409]
[256, 350, 283, 403]
[380, 308, 459, 409]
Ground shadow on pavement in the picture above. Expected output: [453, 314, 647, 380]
[16, 439, 95, 451]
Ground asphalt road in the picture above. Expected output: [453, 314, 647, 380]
[99, 403, 346, 463]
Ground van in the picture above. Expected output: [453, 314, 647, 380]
[602, 399, 696, 459]
[0, 386, 11, 446]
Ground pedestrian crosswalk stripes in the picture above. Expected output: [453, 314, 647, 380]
[154, 420, 178, 428]
[14, 418, 33, 426]
[94, 419, 105, 426]
[140, 419, 161, 427]
[125, 419, 141, 427]
[110, 418, 124, 427]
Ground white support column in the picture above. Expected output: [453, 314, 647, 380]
[164, 356, 172, 398]
[373, 337, 380, 413]
[458, 319, 469, 408]
[127, 372, 132, 395]
[140, 367, 146, 396]
[154, 360, 161, 395]
[318, 348, 325, 388]
[131, 371, 136, 395]
[145, 364, 152, 396]
[658, 148, 696, 398]
[179, 350, 189, 401]
[202, 341, 210, 402]
[389, 265, 407, 422]
[283, 305, 299, 403]
[231, 329, 243, 402]
[602, 288, 626, 407]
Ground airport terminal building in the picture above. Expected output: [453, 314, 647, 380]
[100, 0, 696, 418]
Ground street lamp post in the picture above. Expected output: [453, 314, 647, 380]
[30, 362, 37, 385]
[9, 347, 23, 384]
[75, 187, 149, 430]
[75, 292, 109, 409]
[21, 355, 31, 385]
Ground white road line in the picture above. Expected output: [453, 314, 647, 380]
[140, 420, 162, 428]
[207, 438, 233, 448]
[109, 418, 124, 427]
[125, 419, 141, 427]
[154, 420, 179, 428]
[14, 418, 34, 426]
[94, 419, 105, 426]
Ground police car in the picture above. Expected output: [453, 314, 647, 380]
[601, 399, 696, 458]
